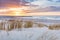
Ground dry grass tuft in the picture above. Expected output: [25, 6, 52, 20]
[37, 23, 47, 28]
[7, 20, 15, 31]
[15, 20, 23, 28]
[7, 20, 23, 31]
[24, 21, 33, 28]
[48, 24, 60, 30]
[0, 22, 4, 30]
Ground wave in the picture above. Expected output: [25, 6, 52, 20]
[0, 16, 60, 20]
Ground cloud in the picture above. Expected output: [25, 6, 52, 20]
[0, 0, 60, 8]
[0, 0, 28, 8]
[30, 0, 60, 8]
[50, 0, 60, 2]
[51, 0, 58, 2]
[25, 0, 36, 2]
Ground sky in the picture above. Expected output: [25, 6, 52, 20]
[0, 0, 60, 16]
[0, 0, 60, 8]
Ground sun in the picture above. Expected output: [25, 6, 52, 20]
[15, 12, 23, 16]
[14, 11, 21, 16]
[12, 10, 25, 16]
